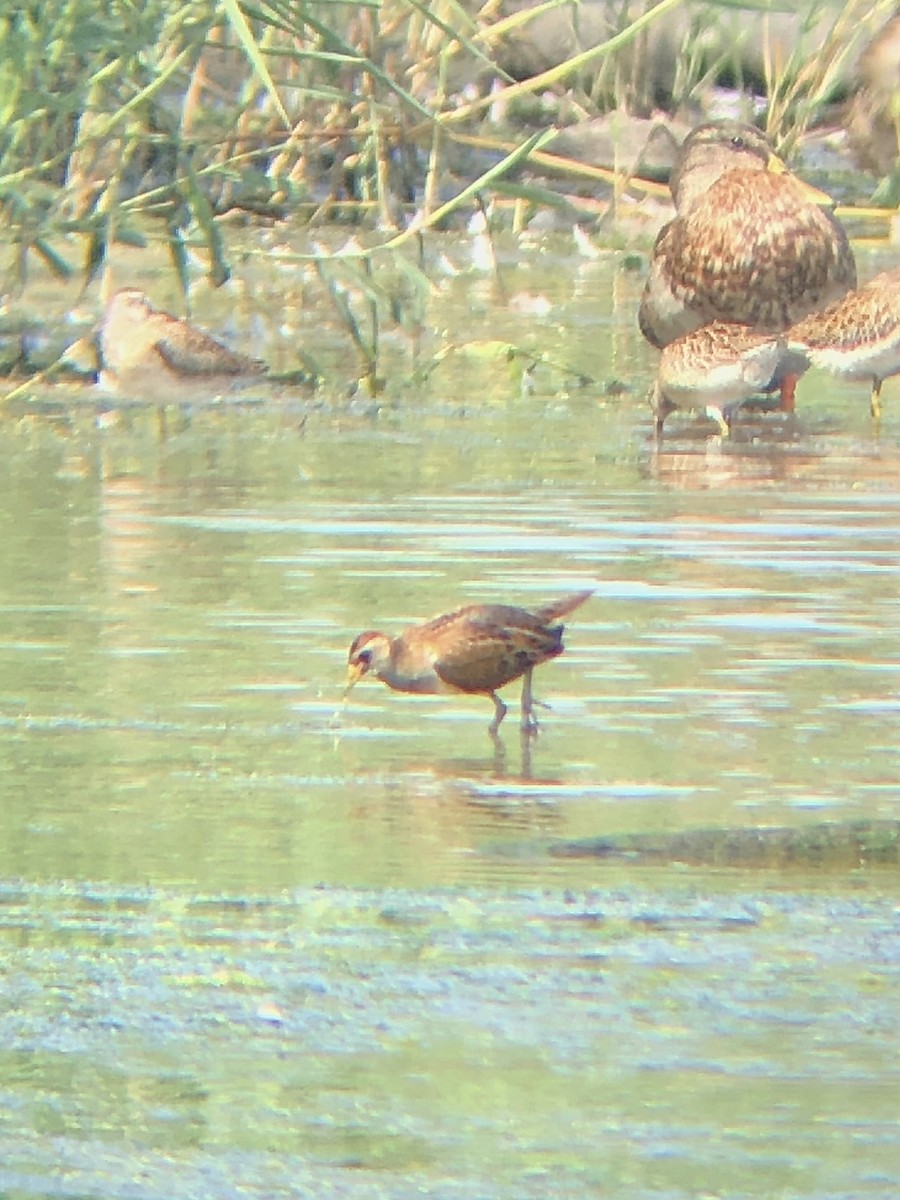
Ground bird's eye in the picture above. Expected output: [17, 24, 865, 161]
[356, 649, 372, 666]
[731, 135, 745, 149]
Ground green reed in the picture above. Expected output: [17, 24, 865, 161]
[0, 0, 892, 325]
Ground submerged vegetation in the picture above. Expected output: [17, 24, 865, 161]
[0, 0, 897, 392]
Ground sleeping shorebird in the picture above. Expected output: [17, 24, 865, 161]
[639, 120, 856, 411]
[345, 590, 592, 736]
[97, 288, 267, 402]
[650, 320, 789, 437]
[787, 264, 900, 420]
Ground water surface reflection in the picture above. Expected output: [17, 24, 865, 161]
[0, 245, 899, 1197]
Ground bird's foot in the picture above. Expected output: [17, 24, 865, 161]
[521, 697, 551, 737]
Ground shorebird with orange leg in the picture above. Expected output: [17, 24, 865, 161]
[345, 591, 593, 737]
[787, 265, 900, 421]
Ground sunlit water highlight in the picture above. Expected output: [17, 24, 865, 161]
[0, 242, 898, 1197]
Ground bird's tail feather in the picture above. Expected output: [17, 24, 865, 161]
[534, 589, 593, 622]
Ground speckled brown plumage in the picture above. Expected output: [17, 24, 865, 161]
[98, 288, 267, 402]
[639, 122, 856, 352]
[650, 320, 787, 436]
[787, 265, 900, 418]
[345, 590, 592, 735]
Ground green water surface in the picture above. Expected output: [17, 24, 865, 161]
[0, 240, 898, 1198]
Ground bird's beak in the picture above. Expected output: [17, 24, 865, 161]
[343, 661, 366, 698]
[767, 151, 835, 207]
[793, 174, 837, 207]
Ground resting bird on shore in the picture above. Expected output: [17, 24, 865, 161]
[98, 288, 267, 402]
[345, 590, 593, 736]
[639, 120, 856, 410]
[650, 320, 788, 437]
[786, 264, 900, 420]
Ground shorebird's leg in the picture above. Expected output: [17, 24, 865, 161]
[871, 378, 883, 422]
[651, 385, 674, 440]
[488, 692, 508, 738]
[779, 373, 798, 413]
[520, 668, 539, 736]
[705, 405, 731, 437]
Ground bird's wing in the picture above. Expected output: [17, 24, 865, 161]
[154, 315, 265, 376]
[431, 610, 560, 692]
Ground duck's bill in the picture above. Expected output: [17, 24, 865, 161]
[767, 152, 835, 207]
[793, 175, 837, 208]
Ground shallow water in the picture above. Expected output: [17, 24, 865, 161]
[1, 238, 899, 1196]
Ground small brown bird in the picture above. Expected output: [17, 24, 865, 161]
[98, 287, 267, 402]
[639, 120, 856, 410]
[650, 320, 788, 437]
[346, 590, 592, 736]
[787, 264, 900, 420]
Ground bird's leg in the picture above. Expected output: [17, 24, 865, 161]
[722, 402, 745, 431]
[651, 387, 674, 440]
[520, 668, 539, 736]
[871, 378, 883, 422]
[779, 373, 798, 414]
[488, 692, 508, 737]
[705, 405, 731, 437]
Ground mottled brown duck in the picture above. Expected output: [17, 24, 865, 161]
[639, 120, 856, 410]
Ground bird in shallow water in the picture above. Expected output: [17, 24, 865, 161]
[639, 120, 856, 410]
[786, 264, 900, 420]
[345, 590, 593, 736]
[650, 320, 788, 437]
[97, 287, 267, 402]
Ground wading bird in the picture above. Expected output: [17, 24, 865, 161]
[346, 590, 593, 736]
